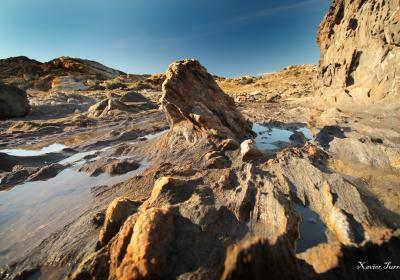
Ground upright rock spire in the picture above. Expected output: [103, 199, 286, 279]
[161, 59, 254, 142]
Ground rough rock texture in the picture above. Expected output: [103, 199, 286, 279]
[0, 56, 124, 91]
[217, 65, 318, 104]
[78, 158, 140, 176]
[161, 60, 254, 143]
[221, 237, 302, 280]
[317, 0, 400, 107]
[63, 59, 399, 280]
[0, 83, 30, 118]
[98, 197, 141, 248]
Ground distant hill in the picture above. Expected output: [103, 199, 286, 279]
[0, 56, 125, 91]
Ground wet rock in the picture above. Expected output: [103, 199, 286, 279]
[78, 158, 140, 176]
[27, 163, 65, 182]
[98, 197, 141, 248]
[161, 59, 254, 142]
[317, 0, 400, 107]
[0, 165, 35, 187]
[0, 152, 21, 172]
[289, 131, 308, 146]
[0, 83, 30, 118]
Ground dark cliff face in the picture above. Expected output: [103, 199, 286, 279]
[317, 0, 400, 108]
[0, 56, 125, 91]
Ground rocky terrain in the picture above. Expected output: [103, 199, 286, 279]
[0, 0, 399, 279]
[317, 0, 400, 108]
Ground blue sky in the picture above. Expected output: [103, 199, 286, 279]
[0, 0, 331, 76]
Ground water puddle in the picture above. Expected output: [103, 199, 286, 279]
[295, 203, 328, 253]
[0, 160, 148, 266]
[0, 143, 68, 157]
[253, 123, 313, 152]
[145, 129, 168, 140]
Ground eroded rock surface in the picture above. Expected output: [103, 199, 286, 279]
[63, 59, 399, 280]
[1, 2, 399, 278]
[161, 59, 254, 143]
[317, 0, 400, 107]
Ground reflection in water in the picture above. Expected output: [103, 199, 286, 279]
[0, 161, 148, 266]
[252, 123, 313, 152]
[295, 203, 328, 253]
[0, 143, 68, 157]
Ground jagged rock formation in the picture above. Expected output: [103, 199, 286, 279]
[317, 0, 400, 107]
[65, 60, 399, 280]
[0, 83, 30, 118]
[0, 56, 124, 91]
[161, 59, 254, 143]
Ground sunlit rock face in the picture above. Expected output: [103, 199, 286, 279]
[317, 0, 400, 108]
[0, 56, 124, 91]
[161, 59, 255, 143]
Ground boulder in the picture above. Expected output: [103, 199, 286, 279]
[0, 83, 30, 118]
[161, 60, 254, 142]
[240, 139, 262, 162]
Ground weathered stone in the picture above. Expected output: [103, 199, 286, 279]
[27, 163, 65, 182]
[98, 197, 141, 248]
[317, 0, 400, 108]
[221, 237, 302, 280]
[116, 207, 174, 280]
[0, 83, 30, 118]
[161, 60, 254, 142]
[143, 176, 194, 208]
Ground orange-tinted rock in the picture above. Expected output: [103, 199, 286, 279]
[116, 207, 174, 280]
[161, 59, 254, 143]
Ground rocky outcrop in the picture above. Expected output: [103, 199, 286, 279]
[317, 0, 400, 108]
[0, 83, 30, 118]
[0, 56, 124, 91]
[64, 58, 400, 280]
[217, 65, 318, 104]
[161, 59, 254, 143]
[88, 94, 157, 118]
